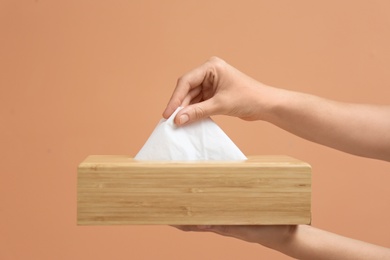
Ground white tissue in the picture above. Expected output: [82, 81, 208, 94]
[134, 107, 247, 161]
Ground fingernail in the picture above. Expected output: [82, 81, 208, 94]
[179, 114, 189, 125]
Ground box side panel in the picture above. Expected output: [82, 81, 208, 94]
[78, 162, 311, 225]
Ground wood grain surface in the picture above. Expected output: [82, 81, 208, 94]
[77, 155, 311, 225]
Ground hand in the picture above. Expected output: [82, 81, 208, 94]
[173, 225, 390, 259]
[172, 225, 294, 250]
[163, 57, 274, 125]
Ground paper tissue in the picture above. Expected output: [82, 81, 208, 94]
[134, 107, 247, 161]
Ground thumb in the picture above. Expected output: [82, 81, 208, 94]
[174, 100, 217, 125]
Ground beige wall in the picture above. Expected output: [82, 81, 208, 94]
[1, 1, 389, 259]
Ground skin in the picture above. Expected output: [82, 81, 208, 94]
[163, 57, 390, 259]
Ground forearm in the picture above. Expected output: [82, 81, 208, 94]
[274, 225, 390, 260]
[260, 87, 390, 161]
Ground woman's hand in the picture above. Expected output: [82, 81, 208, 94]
[165, 56, 390, 160]
[163, 57, 274, 125]
[172, 225, 390, 260]
[172, 225, 293, 249]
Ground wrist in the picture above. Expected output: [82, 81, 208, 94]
[251, 225, 297, 252]
[252, 84, 291, 122]
[265, 225, 301, 258]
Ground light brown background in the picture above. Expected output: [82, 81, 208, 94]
[1, 1, 389, 259]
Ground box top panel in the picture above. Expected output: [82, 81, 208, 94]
[79, 155, 311, 169]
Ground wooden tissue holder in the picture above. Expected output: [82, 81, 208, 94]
[77, 155, 311, 225]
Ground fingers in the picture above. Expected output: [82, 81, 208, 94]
[170, 225, 212, 232]
[162, 62, 211, 119]
[170, 225, 261, 243]
[171, 225, 281, 245]
[182, 86, 203, 107]
[174, 99, 219, 125]
[197, 225, 247, 238]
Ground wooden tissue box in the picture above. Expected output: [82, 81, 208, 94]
[77, 155, 311, 225]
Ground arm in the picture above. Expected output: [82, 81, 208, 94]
[174, 225, 390, 260]
[163, 57, 390, 161]
[284, 225, 390, 260]
[263, 89, 390, 161]
[165, 57, 390, 258]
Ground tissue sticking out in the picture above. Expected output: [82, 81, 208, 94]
[135, 107, 247, 161]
